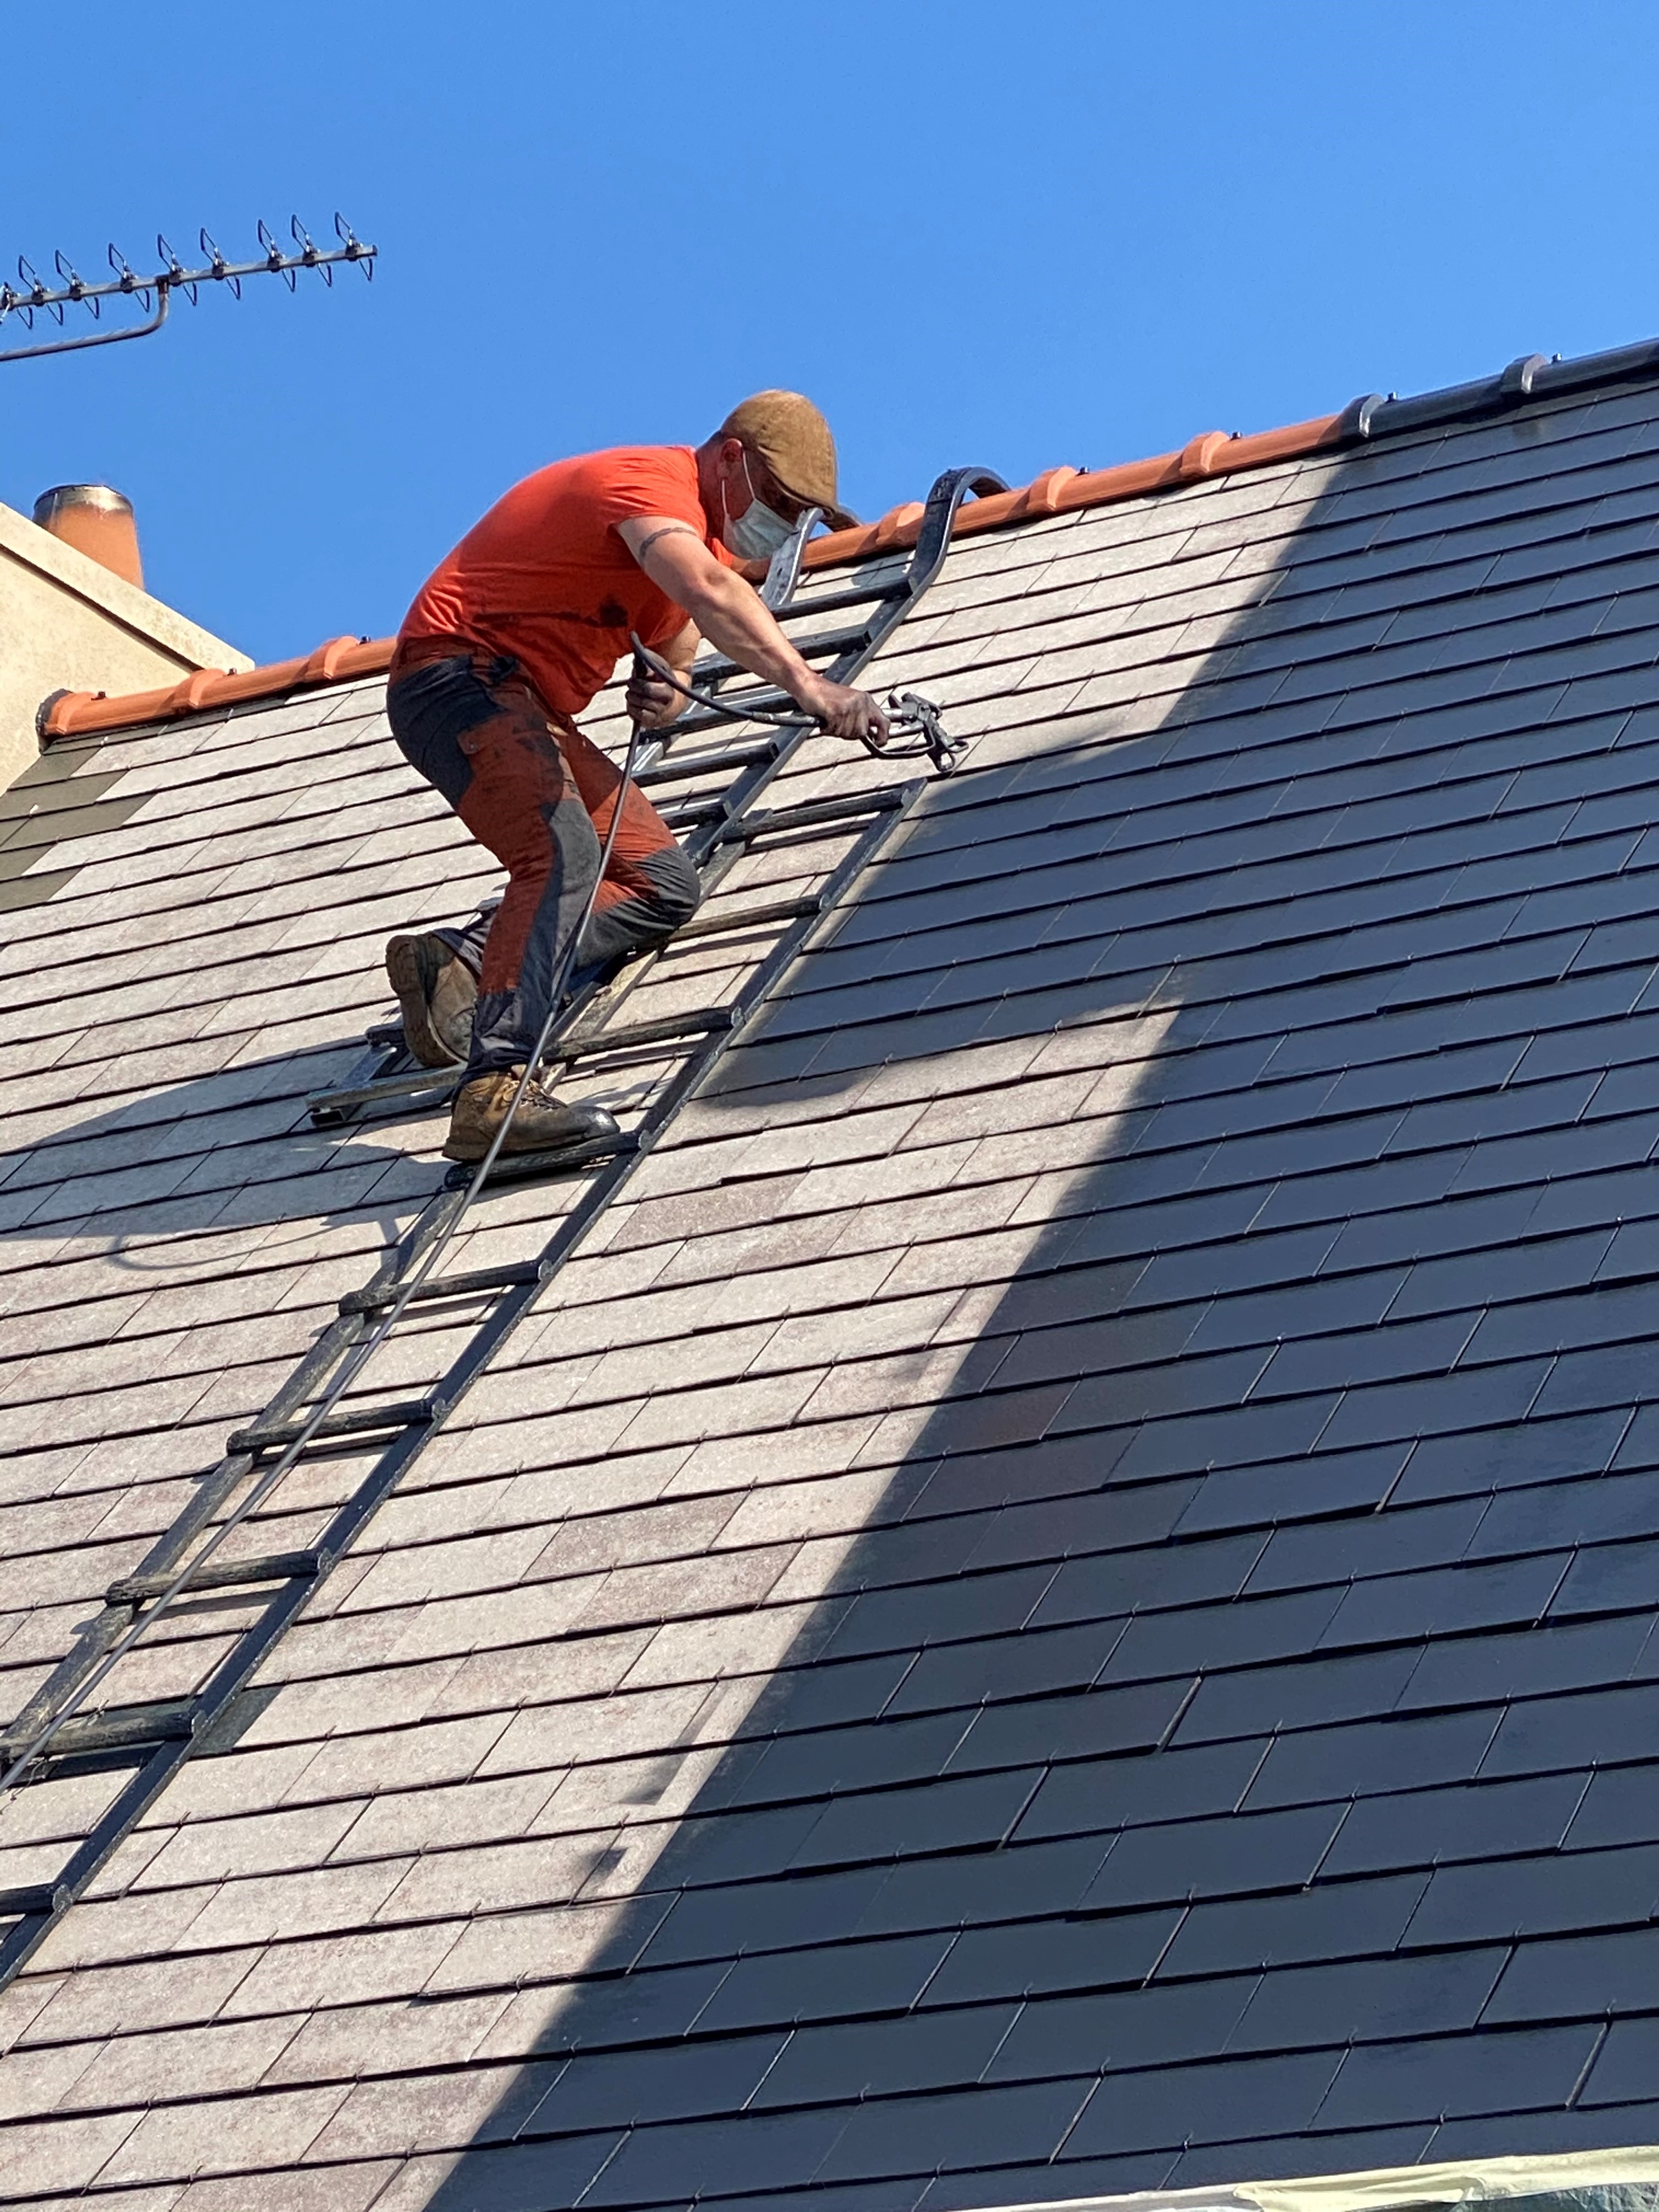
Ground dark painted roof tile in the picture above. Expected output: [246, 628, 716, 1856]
[1158, 1872, 1432, 1979]
[1065, 2050, 1343, 2157]
[1318, 2022, 1600, 2129]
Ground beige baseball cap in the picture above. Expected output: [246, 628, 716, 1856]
[718, 391, 859, 532]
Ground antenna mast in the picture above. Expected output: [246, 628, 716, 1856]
[0, 215, 375, 367]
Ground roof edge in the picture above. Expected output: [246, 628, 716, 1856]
[42, 330, 1659, 744]
[1, 496, 251, 679]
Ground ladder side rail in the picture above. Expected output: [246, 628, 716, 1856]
[0, 466, 1000, 1978]
[7, 473, 990, 1754]
[0, 1184, 470, 1755]
[0, 791, 922, 1989]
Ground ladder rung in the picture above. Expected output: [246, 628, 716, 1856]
[307, 1005, 731, 1118]
[0, 1883, 69, 1918]
[0, 1700, 198, 1763]
[555, 1005, 735, 1062]
[228, 1399, 443, 1455]
[635, 740, 777, 789]
[342, 1259, 541, 1316]
[719, 789, 907, 844]
[308, 1065, 460, 1122]
[444, 1128, 639, 1190]
[658, 799, 727, 828]
[786, 579, 906, 617]
[675, 895, 823, 940]
[107, 1550, 324, 1606]
[312, 1008, 725, 1132]
[695, 622, 872, 681]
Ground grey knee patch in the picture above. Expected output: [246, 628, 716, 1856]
[640, 845, 702, 927]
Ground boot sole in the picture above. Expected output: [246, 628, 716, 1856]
[386, 938, 464, 1070]
[441, 1131, 606, 1164]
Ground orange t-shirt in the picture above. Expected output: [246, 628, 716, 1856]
[399, 444, 731, 716]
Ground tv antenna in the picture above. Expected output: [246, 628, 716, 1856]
[0, 215, 375, 367]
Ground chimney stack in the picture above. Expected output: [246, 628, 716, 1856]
[32, 484, 144, 590]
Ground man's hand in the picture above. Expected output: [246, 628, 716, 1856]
[624, 662, 685, 730]
[623, 616, 698, 730]
[796, 674, 890, 748]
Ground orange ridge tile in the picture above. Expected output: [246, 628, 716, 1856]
[41, 410, 1344, 743]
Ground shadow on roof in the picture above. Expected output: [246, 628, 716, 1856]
[392, 388, 1659, 2210]
[0, 1042, 437, 1263]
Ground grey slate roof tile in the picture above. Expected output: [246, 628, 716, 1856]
[753, 2004, 1020, 2109]
[952, 1679, 1199, 1782]
[1322, 1773, 1588, 1876]
[1404, 1841, 1659, 1946]
[789, 1768, 1043, 1872]
[582, 2106, 851, 2205]
[695, 1931, 953, 2034]
[851, 1837, 1110, 1943]
[989, 1976, 1257, 2081]
[1396, 1611, 1657, 1713]
[918, 1906, 1180, 2008]
[1243, 1709, 1502, 1810]
[1065, 2050, 1342, 2156]
[526, 2029, 786, 2131]
[1316, 2022, 1600, 2129]
[814, 2078, 1096, 2185]
[95, 2082, 349, 2188]
[1471, 1465, 1659, 1561]
[1156, 1872, 1432, 1979]
[1231, 1948, 1508, 2053]
[1081, 1803, 1345, 1911]
[1164, 2128, 1438, 2188]
[1426, 2098, 1659, 2161]
[0, 2109, 145, 2200]
[1479, 1678, 1659, 1777]
[1175, 1645, 1425, 1745]
[370, 2131, 624, 2211]
[1392, 1407, 1630, 1505]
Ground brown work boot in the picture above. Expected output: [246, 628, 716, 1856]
[442, 1068, 622, 1164]
[385, 934, 476, 1067]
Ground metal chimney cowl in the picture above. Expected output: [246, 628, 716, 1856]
[32, 483, 144, 590]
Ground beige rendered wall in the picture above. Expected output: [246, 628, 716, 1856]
[0, 499, 251, 791]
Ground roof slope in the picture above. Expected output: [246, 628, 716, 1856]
[5, 358, 1659, 2208]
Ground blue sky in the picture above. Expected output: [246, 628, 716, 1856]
[4, 1, 1656, 665]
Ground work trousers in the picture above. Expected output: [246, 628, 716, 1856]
[386, 642, 701, 1075]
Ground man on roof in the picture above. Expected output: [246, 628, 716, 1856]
[385, 391, 889, 1164]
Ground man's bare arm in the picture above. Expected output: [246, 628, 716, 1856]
[616, 517, 889, 744]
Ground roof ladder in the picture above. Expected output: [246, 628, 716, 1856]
[0, 464, 1005, 1993]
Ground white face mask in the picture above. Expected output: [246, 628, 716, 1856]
[721, 452, 797, 561]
